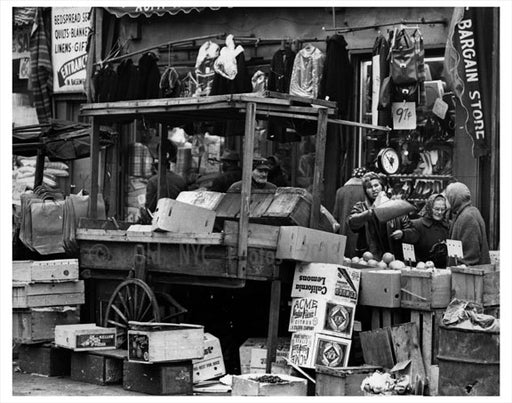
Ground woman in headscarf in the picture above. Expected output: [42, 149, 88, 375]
[348, 172, 416, 260]
[445, 182, 490, 266]
[403, 193, 450, 267]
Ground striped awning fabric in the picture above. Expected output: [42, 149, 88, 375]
[103, 7, 220, 18]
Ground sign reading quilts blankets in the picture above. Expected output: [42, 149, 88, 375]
[51, 8, 91, 93]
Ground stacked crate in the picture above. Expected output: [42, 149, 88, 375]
[12, 259, 84, 376]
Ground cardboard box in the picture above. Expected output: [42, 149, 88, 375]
[13, 259, 79, 282]
[289, 298, 356, 339]
[315, 365, 383, 396]
[450, 264, 499, 306]
[359, 270, 401, 308]
[401, 269, 451, 310]
[123, 360, 193, 395]
[176, 190, 225, 210]
[276, 226, 347, 264]
[55, 323, 116, 351]
[239, 337, 291, 374]
[13, 281, 85, 308]
[151, 198, 216, 233]
[192, 332, 226, 383]
[291, 263, 361, 305]
[13, 306, 80, 343]
[232, 373, 307, 396]
[127, 321, 204, 363]
[289, 332, 351, 369]
[70, 349, 126, 385]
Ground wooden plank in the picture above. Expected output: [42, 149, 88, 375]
[81, 102, 236, 117]
[13, 293, 85, 309]
[264, 90, 338, 108]
[266, 280, 281, 373]
[483, 271, 499, 306]
[371, 308, 380, 330]
[231, 93, 292, 106]
[389, 322, 426, 386]
[429, 364, 439, 396]
[310, 108, 328, 229]
[157, 123, 166, 203]
[88, 117, 100, 218]
[382, 309, 392, 328]
[422, 312, 433, 368]
[360, 327, 394, 369]
[223, 221, 280, 249]
[236, 102, 335, 116]
[76, 229, 223, 244]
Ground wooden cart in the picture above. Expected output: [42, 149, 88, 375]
[77, 92, 386, 371]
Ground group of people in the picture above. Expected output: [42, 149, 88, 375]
[334, 168, 491, 268]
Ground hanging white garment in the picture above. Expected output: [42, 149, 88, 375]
[214, 34, 244, 80]
[289, 43, 325, 98]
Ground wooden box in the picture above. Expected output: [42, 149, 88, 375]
[176, 190, 225, 210]
[450, 264, 499, 306]
[151, 198, 216, 233]
[400, 269, 451, 310]
[192, 332, 226, 383]
[359, 270, 401, 308]
[215, 191, 275, 221]
[438, 325, 499, 396]
[276, 226, 346, 264]
[127, 321, 204, 363]
[54, 323, 116, 351]
[239, 337, 291, 374]
[18, 343, 71, 376]
[13, 306, 80, 343]
[13, 259, 79, 282]
[12, 281, 85, 308]
[71, 349, 126, 385]
[315, 365, 382, 396]
[231, 373, 307, 396]
[123, 360, 193, 395]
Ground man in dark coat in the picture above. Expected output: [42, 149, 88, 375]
[445, 182, 490, 266]
[228, 157, 277, 192]
[267, 155, 288, 187]
[210, 150, 242, 192]
[333, 167, 367, 258]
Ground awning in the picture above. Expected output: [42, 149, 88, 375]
[103, 7, 220, 19]
[13, 7, 37, 26]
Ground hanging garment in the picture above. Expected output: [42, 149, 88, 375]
[289, 44, 325, 98]
[372, 33, 392, 126]
[93, 64, 118, 102]
[116, 58, 139, 100]
[160, 67, 181, 98]
[180, 72, 199, 98]
[137, 52, 161, 99]
[268, 48, 296, 93]
[214, 34, 244, 80]
[194, 40, 220, 97]
[211, 48, 251, 95]
[251, 70, 267, 95]
[319, 34, 352, 118]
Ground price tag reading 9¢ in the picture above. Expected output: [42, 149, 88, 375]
[402, 243, 416, 263]
[392, 102, 417, 130]
[446, 239, 464, 258]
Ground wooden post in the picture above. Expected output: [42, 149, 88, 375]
[88, 117, 100, 218]
[158, 124, 166, 203]
[266, 279, 281, 373]
[237, 102, 256, 280]
[310, 107, 328, 229]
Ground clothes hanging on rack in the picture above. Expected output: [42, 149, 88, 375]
[160, 66, 181, 98]
[195, 40, 220, 97]
[372, 33, 392, 127]
[210, 49, 251, 95]
[268, 48, 296, 93]
[289, 43, 325, 98]
[92, 64, 118, 102]
[137, 52, 161, 99]
[319, 34, 352, 118]
[115, 59, 139, 101]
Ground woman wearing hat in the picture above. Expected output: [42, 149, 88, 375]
[227, 156, 277, 192]
[348, 172, 417, 260]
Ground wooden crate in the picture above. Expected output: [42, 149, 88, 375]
[176, 190, 225, 210]
[151, 198, 216, 233]
[12, 281, 85, 308]
[54, 323, 116, 351]
[123, 360, 193, 395]
[13, 306, 80, 343]
[315, 365, 382, 396]
[400, 269, 451, 310]
[18, 343, 71, 376]
[276, 226, 346, 264]
[13, 259, 79, 282]
[71, 349, 126, 385]
[450, 264, 499, 306]
[410, 309, 445, 369]
[359, 270, 401, 308]
[367, 307, 409, 330]
[231, 373, 307, 396]
[127, 321, 204, 363]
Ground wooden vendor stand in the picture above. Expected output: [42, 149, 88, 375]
[78, 93, 389, 372]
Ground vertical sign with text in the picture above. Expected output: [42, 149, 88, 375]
[51, 7, 91, 93]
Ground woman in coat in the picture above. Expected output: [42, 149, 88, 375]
[404, 193, 450, 267]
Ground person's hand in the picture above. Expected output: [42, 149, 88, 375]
[390, 229, 403, 240]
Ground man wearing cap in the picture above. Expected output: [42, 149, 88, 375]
[227, 156, 277, 192]
[210, 150, 243, 192]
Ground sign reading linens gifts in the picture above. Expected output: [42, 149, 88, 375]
[51, 8, 91, 93]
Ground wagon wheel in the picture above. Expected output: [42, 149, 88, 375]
[155, 291, 188, 323]
[103, 278, 161, 348]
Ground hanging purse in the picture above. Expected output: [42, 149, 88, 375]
[390, 29, 418, 85]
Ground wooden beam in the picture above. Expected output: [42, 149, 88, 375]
[88, 117, 100, 218]
[266, 279, 281, 373]
[310, 108, 328, 229]
[238, 102, 257, 280]
[75, 229, 224, 245]
[157, 123, 166, 204]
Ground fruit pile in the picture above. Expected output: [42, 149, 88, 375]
[344, 252, 437, 270]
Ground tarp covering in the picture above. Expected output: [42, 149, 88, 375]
[103, 7, 220, 19]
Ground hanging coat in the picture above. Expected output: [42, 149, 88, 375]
[373, 33, 392, 127]
[138, 52, 161, 99]
[268, 48, 296, 93]
[289, 44, 325, 98]
[116, 58, 139, 100]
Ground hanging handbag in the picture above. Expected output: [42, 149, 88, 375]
[390, 29, 418, 85]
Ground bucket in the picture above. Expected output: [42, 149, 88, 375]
[437, 325, 499, 396]
[129, 143, 153, 178]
